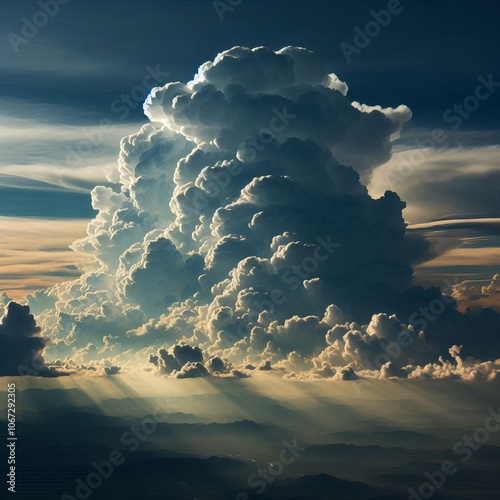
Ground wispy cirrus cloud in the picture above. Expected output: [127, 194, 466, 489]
[0, 217, 93, 300]
[369, 144, 500, 224]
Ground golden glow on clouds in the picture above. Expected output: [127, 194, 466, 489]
[409, 218, 500, 230]
[418, 247, 500, 268]
[368, 145, 500, 223]
[0, 216, 94, 301]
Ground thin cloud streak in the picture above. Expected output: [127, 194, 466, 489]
[0, 217, 93, 300]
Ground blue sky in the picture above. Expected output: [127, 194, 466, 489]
[1, 0, 499, 301]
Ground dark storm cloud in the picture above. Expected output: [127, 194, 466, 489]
[149, 345, 236, 378]
[0, 301, 60, 376]
[151, 344, 204, 375]
[104, 365, 121, 375]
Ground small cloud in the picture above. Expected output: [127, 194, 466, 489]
[176, 361, 209, 379]
[259, 361, 272, 371]
[104, 365, 121, 376]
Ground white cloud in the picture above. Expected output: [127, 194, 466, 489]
[18, 46, 500, 382]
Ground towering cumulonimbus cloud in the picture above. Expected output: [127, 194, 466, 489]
[26, 46, 500, 381]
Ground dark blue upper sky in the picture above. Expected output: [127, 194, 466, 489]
[1, 0, 499, 127]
